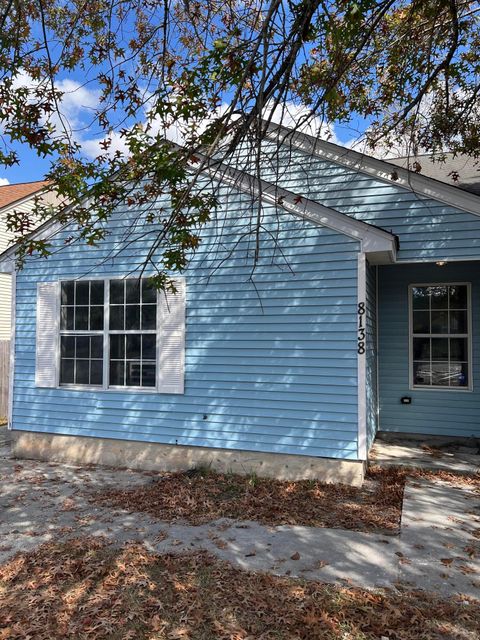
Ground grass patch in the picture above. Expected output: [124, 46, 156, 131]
[0, 537, 478, 640]
[91, 465, 479, 534]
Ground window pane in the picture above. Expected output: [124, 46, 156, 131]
[431, 338, 448, 361]
[430, 286, 448, 309]
[75, 306, 89, 330]
[90, 360, 103, 385]
[142, 364, 156, 387]
[90, 281, 104, 305]
[413, 310, 430, 334]
[60, 359, 74, 384]
[411, 283, 470, 389]
[61, 281, 75, 305]
[59, 279, 106, 388]
[110, 361, 124, 386]
[60, 306, 74, 331]
[110, 305, 124, 330]
[413, 337, 430, 361]
[125, 305, 140, 330]
[126, 361, 141, 386]
[90, 336, 103, 359]
[450, 310, 467, 334]
[61, 336, 75, 358]
[413, 362, 431, 386]
[142, 335, 156, 360]
[431, 362, 450, 386]
[75, 281, 90, 305]
[141, 304, 156, 330]
[412, 287, 429, 310]
[450, 338, 468, 362]
[110, 280, 124, 304]
[76, 336, 90, 358]
[90, 305, 104, 330]
[449, 285, 467, 310]
[110, 334, 125, 359]
[142, 280, 156, 303]
[126, 334, 141, 359]
[431, 311, 448, 334]
[449, 363, 468, 387]
[76, 360, 90, 385]
[126, 279, 141, 303]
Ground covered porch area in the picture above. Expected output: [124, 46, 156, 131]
[371, 260, 480, 456]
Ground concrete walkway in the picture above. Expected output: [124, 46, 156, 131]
[371, 436, 480, 474]
[0, 443, 479, 599]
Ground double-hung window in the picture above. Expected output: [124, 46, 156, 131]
[108, 279, 157, 388]
[60, 280, 105, 386]
[35, 277, 185, 393]
[410, 283, 471, 390]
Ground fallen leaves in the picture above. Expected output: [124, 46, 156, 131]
[90, 466, 415, 534]
[1, 538, 479, 640]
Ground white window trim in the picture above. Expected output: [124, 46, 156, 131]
[56, 276, 172, 393]
[408, 282, 473, 392]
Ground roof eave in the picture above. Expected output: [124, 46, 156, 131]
[264, 121, 480, 218]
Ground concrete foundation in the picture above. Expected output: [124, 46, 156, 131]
[11, 431, 366, 486]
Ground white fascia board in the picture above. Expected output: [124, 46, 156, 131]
[0, 218, 65, 268]
[201, 159, 397, 262]
[0, 149, 397, 268]
[265, 122, 480, 218]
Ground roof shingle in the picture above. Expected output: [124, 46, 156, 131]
[0, 180, 50, 210]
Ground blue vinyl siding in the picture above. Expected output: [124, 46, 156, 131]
[366, 261, 378, 449]
[12, 190, 361, 459]
[378, 261, 480, 438]
[240, 141, 480, 262]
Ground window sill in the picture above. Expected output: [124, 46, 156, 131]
[410, 384, 473, 393]
[57, 384, 161, 394]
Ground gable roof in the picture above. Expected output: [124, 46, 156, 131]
[0, 155, 398, 272]
[201, 157, 397, 262]
[264, 121, 480, 217]
[0, 180, 50, 211]
[387, 153, 480, 196]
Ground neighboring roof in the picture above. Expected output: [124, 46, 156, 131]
[387, 153, 480, 196]
[264, 121, 480, 217]
[0, 180, 51, 210]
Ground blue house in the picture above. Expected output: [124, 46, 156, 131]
[1, 122, 480, 486]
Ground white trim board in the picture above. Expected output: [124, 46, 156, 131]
[8, 270, 16, 429]
[265, 121, 480, 218]
[357, 253, 367, 460]
[0, 157, 398, 269]
[198, 157, 397, 263]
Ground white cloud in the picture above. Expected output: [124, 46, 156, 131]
[263, 100, 345, 146]
[0, 178, 10, 186]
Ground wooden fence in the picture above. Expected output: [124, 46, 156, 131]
[0, 340, 9, 421]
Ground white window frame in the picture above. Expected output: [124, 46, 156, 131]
[408, 282, 473, 392]
[58, 276, 161, 393]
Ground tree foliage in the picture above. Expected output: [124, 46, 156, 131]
[1, 0, 479, 279]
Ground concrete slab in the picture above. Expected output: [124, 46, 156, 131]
[1, 443, 479, 599]
[371, 437, 480, 474]
[398, 480, 480, 598]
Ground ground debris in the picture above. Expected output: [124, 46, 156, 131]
[0, 537, 479, 640]
[90, 465, 479, 534]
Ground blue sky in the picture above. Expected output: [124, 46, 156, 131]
[0, 74, 371, 188]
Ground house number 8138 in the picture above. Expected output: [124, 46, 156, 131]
[358, 302, 366, 355]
